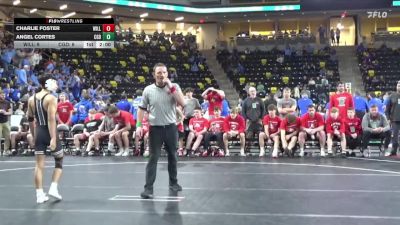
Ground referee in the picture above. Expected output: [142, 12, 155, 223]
[137, 63, 185, 199]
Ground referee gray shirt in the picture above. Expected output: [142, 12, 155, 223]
[140, 83, 181, 126]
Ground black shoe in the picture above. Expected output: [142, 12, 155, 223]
[350, 152, 356, 157]
[140, 189, 154, 199]
[169, 183, 183, 192]
[345, 152, 350, 157]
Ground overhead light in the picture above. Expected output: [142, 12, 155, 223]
[101, 7, 113, 14]
[141, 18, 144, 22]
[140, 13, 148, 18]
[61, 12, 76, 18]
[247, 20, 250, 22]
[30, 8, 37, 13]
[175, 16, 184, 21]
[228, 20, 231, 23]
[13, 0, 20, 5]
[59, 4, 68, 10]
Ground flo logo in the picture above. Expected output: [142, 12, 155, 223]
[367, 11, 388, 18]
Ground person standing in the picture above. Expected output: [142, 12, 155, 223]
[201, 87, 225, 118]
[183, 87, 200, 135]
[353, 90, 369, 119]
[329, 82, 354, 118]
[330, 27, 336, 45]
[137, 63, 185, 199]
[242, 87, 265, 151]
[336, 27, 341, 45]
[27, 74, 63, 203]
[277, 87, 297, 118]
[385, 81, 400, 156]
[0, 90, 12, 156]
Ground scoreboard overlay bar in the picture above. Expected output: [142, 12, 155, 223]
[14, 18, 115, 49]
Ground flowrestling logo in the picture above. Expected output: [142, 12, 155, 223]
[367, 11, 388, 19]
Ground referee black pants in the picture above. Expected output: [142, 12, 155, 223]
[392, 122, 400, 155]
[145, 124, 178, 191]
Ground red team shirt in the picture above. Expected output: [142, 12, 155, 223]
[344, 117, 362, 136]
[209, 117, 225, 133]
[224, 115, 245, 133]
[57, 102, 74, 124]
[113, 111, 136, 128]
[189, 117, 209, 132]
[330, 92, 354, 118]
[300, 113, 325, 129]
[326, 117, 345, 134]
[280, 117, 301, 133]
[262, 115, 281, 134]
[142, 118, 149, 134]
[206, 92, 223, 116]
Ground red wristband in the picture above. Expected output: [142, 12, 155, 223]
[170, 86, 176, 94]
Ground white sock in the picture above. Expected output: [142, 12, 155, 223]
[108, 142, 114, 151]
[36, 189, 44, 195]
[50, 182, 58, 190]
[260, 147, 265, 152]
[300, 148, 304, 152]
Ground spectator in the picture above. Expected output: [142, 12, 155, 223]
[353, 90, 369, 119]
[368, 92, 384, 114]
[280, 114, 301, 157]
[202, 87, 225, 119]
[298, 104, 326, 157]
[16, 65, 28, 86]
[326, 107, 346, 157]
[130, 89, 143, 120]
[336, 28, 341, 45]
[0, 90, 12, 156]
[10, 115, 34, 155]
[14, 102, 25, 115]
[57, 93, 74, 125]
[329, 82, 354, 118]
[330, 27, 335, 45]
[185, 107, 209, 157]
[223, 107, 246, 156]
[202, 107, 225, 157]
[259, 104, 281, 157]
[297, 92, 313, 116]
[385, 81, 400, 156]
[72, 109, 102, 155]
[277, 87, 297, 118]
[344, 108, 362, 156]
[242, 87, 265, 148]
[183, 87, 201, 132]
[221, 99, 230, 117]
[116, 93, 131, 112]
[361, 104, 391, 154]
[108, 106, 136, 157]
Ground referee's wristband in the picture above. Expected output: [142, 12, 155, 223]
[136, 122, 142, 127]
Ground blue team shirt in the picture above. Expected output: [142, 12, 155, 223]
[297, 97, 313, 116]
[353, 96, 369, 112]
[368, 98, 384, 114]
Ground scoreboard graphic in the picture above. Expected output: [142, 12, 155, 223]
[13, 18, 115, 49]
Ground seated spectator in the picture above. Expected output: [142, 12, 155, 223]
[361, 104, 391, 154]
[326, 107, 346, 156]
[280, 114, 301, 157]
[298, 104, 326, 157]
[136, 111, 150, 157]
[368, 92, 384, 114]
[73, 109, 103, 155]
[116, 93, 131, 112]
[344, 108, 362, 156]
[185, 107, 209, 157]
[14, 103, 25, 115]
[71, 105, 88, 125]
[176, 106, 185, 156]
[10, 116, 34, 155]
[223, 107, 246, 156]
[202, 107, 225, 157]
[107, 106, 136, 157]
[84, 107, 115, 156]
[259, 104, 281, 158]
